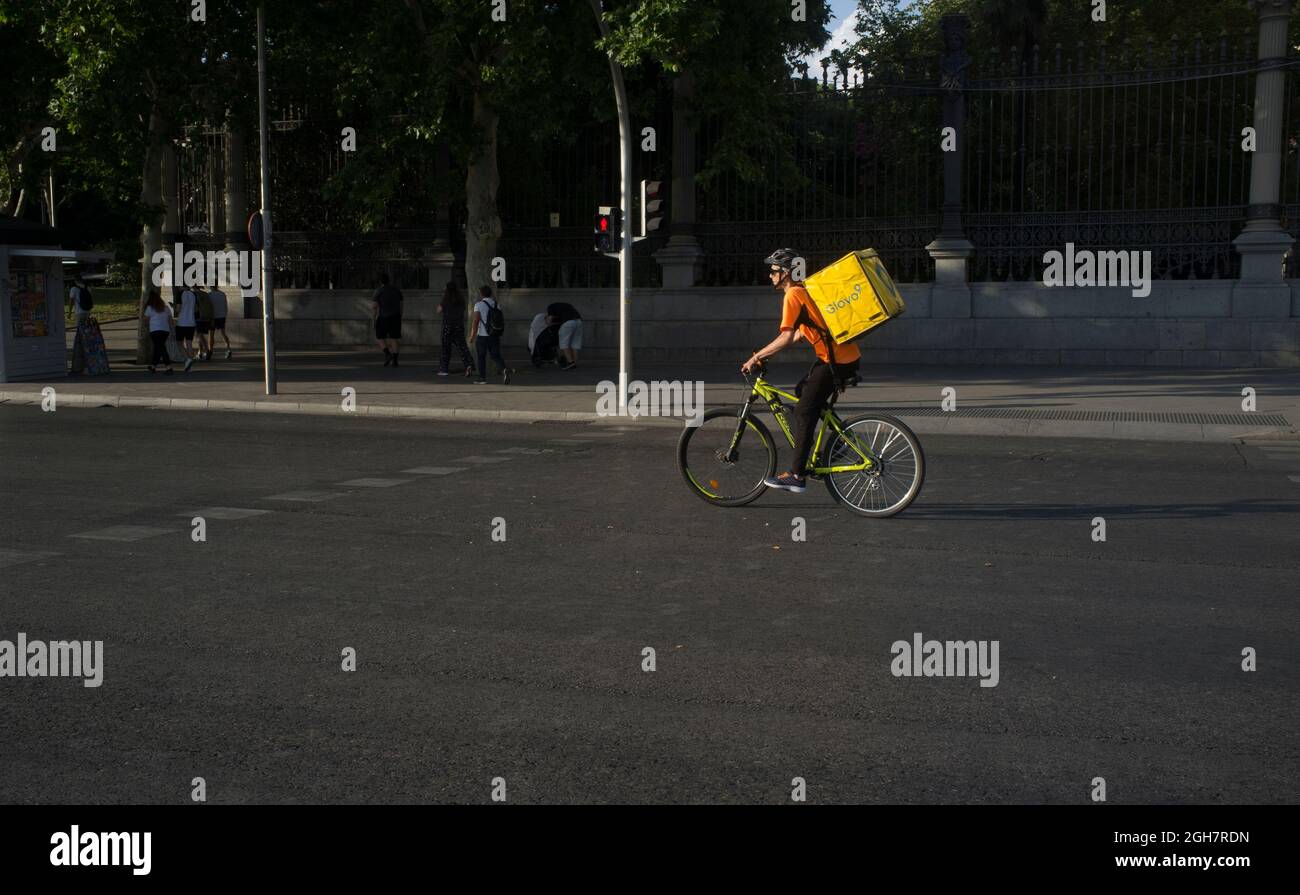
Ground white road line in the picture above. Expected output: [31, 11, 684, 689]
[402, 466, 468, 475]
[265, 490, 345, 502]
[337, 477, 412, 487]
[0, 548, 61, 568]
[176, 507, 271, 520]
[70, 525, 176, 542]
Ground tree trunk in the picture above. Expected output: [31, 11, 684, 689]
[463, 91, 502, 305]
[136, 104, 167, 363]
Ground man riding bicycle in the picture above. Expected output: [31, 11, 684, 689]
[740, 248, 862, 493]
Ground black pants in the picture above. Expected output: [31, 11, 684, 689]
[475, 333, 507, 377]
[792, 359, 859, 476]
[440, 323, 474, 373]
[149, 331, 170, 368]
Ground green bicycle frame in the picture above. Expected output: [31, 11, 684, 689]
[730, 373, 877, 475]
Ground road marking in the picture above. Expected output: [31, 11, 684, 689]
[265, 490, 345, 502]
[70, 525, 175, 542]
[402, 466, 468, 475]
[338, 477, 411, 487]
[177, 507, 271, 520]
[0, 548, 61, 568]
[495, 447, 556, 454]
[547, 439, 591, 445]
[450, 455, 514, 464]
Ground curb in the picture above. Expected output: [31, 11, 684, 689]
[2, 389, 1296, 441]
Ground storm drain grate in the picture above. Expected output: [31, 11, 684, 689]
[850, 407, 1293, 427]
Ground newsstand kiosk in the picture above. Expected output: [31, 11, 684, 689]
[0, 216, 106, 383]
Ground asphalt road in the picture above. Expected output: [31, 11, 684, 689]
[1, 405, 1296, 804]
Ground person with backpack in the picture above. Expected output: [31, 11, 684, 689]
[469, 285, 513, 385]
[740, 248, 861, 494]
[207, 282, 232, 359]
[436, 282, 476, 378]
[68, 278, 94, 327]
[194, 286, 215, 361]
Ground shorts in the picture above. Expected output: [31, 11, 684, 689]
[375, 316, 402, 340]
[212, 318, 226, 331]
[176, 325, 196, 341]
[196, 320, 212, 334]
[558, 318, 583, 350]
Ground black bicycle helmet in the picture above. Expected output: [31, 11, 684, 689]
[763, 247, 800, 271]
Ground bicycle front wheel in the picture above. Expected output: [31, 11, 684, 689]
[823, 414, 925, 518]
[678, 407, 777, 507]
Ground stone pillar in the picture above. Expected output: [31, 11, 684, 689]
[224, 119, 249, 251]
[1233, 0, 1295, 318]
[654, 74, 705, 288]
[925, 14, 974, 317]
[161, 143, 182, 245]
[426, 142, 458, 296]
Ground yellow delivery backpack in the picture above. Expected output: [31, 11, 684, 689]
[803, 249, 905, 343]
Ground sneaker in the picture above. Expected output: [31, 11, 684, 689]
[502, 367, 514, 385]
[183, 357, 193, 372]
[464, 368, 476, 378]
[763, 472, 806, 493]
[224, 349, 232, 359]
[437, 371, 449, 377]
[475, 378, 488, 384]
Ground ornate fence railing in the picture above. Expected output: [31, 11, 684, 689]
[168, 25, 1293, 288]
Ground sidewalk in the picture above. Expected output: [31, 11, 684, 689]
[3, 320, 1298, 442]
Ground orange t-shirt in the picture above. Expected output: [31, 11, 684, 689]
[780, 285, 861, 365]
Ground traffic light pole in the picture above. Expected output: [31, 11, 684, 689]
[591, 0, 632, 411]
[256, 2, 277, 395]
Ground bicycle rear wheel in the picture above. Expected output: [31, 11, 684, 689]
[823, 413, 925, 518]
[678, 407, 777, 507]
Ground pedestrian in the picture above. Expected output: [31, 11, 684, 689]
[371, 272, 404, 366]
[141, 289, 175, 375]
[67, 278, 93, 327]
[469, 285, 513, 385]
[546, 300, 583, 369]
[208, 282, 232, 358]
[194, 285, 215, 360]
[173, 284, 197, 372]
[436, 282, 476, 377]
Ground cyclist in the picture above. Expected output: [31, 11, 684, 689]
[740, 248, 861, 493]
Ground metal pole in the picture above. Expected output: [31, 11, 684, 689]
[591, 0, 632, 410]
[257, 2, 276, 394]
[47, 170, 55, 228]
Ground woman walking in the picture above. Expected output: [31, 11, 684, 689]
[142, 290, 175, 375]
[436, 282, 476, 377]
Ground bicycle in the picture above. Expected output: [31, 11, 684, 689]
[677, 358, 925, 517]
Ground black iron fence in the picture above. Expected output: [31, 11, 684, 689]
[171, 24, 1294, 287]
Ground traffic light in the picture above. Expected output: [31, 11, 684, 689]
[642, 180, 664, 235]
[594, 206, 623, 254]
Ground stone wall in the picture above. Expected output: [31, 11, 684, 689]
[221, 282, 1300, 367]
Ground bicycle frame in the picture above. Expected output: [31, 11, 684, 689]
[729, 372, 877, 475]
